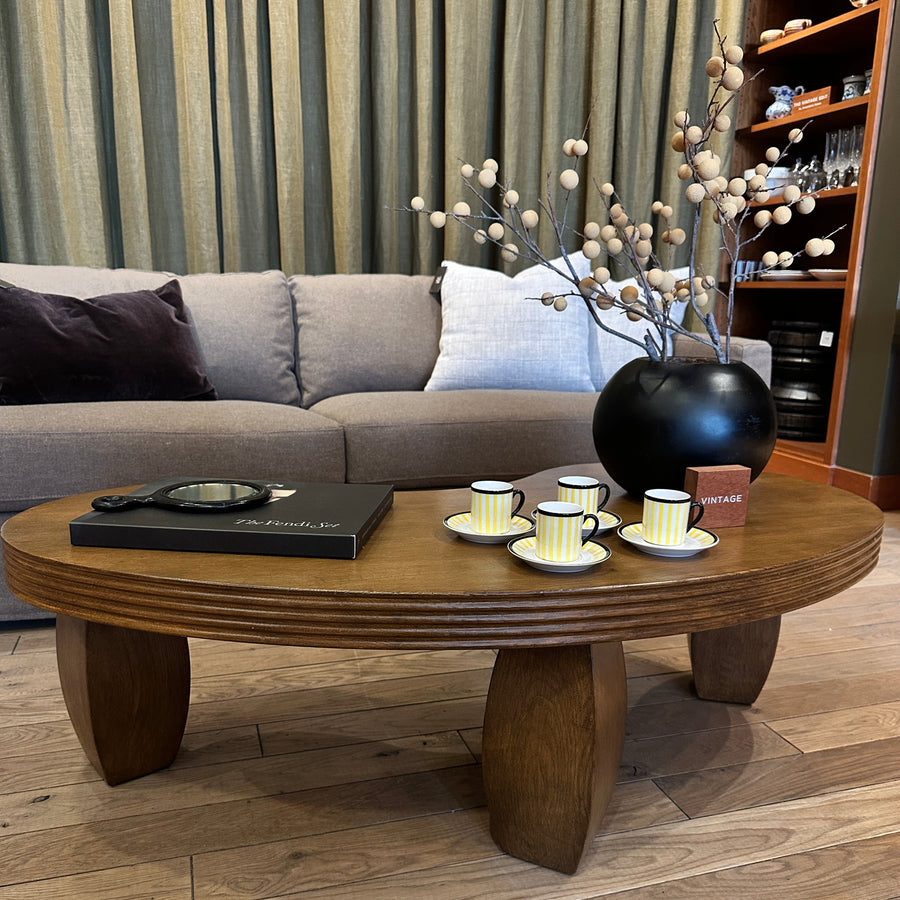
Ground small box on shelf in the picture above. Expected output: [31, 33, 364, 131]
[792, 86, 833, 114]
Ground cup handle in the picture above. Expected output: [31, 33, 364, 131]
[597, 483, 610, 511]
[582, 513, 600, 546]
[511, 489, 525, 518]
[688, 501, 704, 530]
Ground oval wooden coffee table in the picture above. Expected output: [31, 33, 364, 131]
[1, 465, 883, 873]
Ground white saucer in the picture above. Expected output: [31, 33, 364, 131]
[443, 511, 534, 544]
[507, 536, 611, 573]
[760, 270, 812, 281]
[617, 522, 719, 558]
[586, 509, 622, 535]
[809, 268, 848, 281]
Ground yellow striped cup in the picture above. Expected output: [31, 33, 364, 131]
[641, 489, 704, 545]
[533, 501, 600, 562]
[557, 476, 610, 513]
[470, 480, 525, 534]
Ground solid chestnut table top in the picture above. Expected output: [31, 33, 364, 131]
[1, 465, 884, 649]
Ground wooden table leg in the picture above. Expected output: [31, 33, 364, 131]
[689, 615, 781, 704]
[55, 615, 191, 785]
[481, 642, 626, 874]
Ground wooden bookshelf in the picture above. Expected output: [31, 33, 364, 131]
[729, 0, 896, 501]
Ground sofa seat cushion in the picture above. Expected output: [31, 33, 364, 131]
[0, 400, 345, 510]
[312, 390, 599, 488]
[290, 273, 440, 407]
[0, 264, 300, 405]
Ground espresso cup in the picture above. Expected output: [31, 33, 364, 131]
[557, 475, 610, 513]
[532, 501, 600, 562]
[642, 489, 704, 546]
[470, 480, 525, 534]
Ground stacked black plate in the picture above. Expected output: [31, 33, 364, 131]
[767, 321, 837, 441]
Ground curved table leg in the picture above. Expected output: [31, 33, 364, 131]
[482, 642, 626, 874]
[690, 615, 781, 704]
[55, 615, 191, 785]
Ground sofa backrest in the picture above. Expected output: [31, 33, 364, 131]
[289, 273, 440, 407]
[0, 263, 300, 406]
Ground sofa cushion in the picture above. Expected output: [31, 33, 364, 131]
[312, 390, 599, 488]
[178, 271, 299, 404]
[290, 273, 440, 407]
[0, 400, 345, 510]
[588, 269, 688, 389]
[672, 332, 773, 385]
[0, 262, 175, 298]
[425, 255, 595, 392]
[0, 264, 300, 405]
[0, 280, 217, 405]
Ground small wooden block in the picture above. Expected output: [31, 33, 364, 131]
[684, 465, 750, 528]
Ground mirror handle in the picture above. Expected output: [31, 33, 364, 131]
[91, 494, 149, 511]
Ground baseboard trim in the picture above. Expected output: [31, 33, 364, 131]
[833, 468, 900, 510]
[765, 451, 900, 509]
[764, 450, 831, 483]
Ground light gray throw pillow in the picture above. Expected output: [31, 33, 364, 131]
[425, 254, 595, 392]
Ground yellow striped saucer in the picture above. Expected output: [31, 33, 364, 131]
[618, 522, 719, 558]
[443, 512, 534, 544]
[586, 509, 622, 535]
[508, 536, 611, 573]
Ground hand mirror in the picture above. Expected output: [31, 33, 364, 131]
[91, 480, 272, 513]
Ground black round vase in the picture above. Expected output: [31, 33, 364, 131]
[592, 357, 778, 497]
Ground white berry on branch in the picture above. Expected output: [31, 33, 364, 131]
[559, 169, 579, 191]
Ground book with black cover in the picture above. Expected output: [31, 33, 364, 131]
[69, 478, 394, 559]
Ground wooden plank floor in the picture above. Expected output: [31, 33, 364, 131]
[1, 510, 898, 899]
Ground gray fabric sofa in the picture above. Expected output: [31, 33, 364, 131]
[0, 261, 771, 623]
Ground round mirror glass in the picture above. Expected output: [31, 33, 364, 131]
[163, 482, 263, 503]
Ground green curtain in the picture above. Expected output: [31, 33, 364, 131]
[0, 0, 746, 276]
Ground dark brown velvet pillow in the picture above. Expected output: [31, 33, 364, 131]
[0, 279, 217, 404]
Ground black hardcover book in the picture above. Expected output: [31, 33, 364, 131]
[69, 478, 394, 559]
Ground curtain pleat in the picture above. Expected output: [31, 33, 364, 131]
[168, 0, 220, 272]
[268, 0, 305, 275]
[0, 0, 747, 277]
[322, 1, 361, 273]
[107, 3, 153, 269]
[408, 1, 438, 271]
[441, 0, 499, 267]
[0, 2, 107, 265]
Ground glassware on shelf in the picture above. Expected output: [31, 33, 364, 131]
[823, 133, 839, 189]
[806, 155, 827, 192]
[847, 124, 864, 186]
[789, 157, 806, 189]
[832, 128, 853, 188]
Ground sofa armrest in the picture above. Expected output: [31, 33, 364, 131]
[671, 333, 772, 386]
